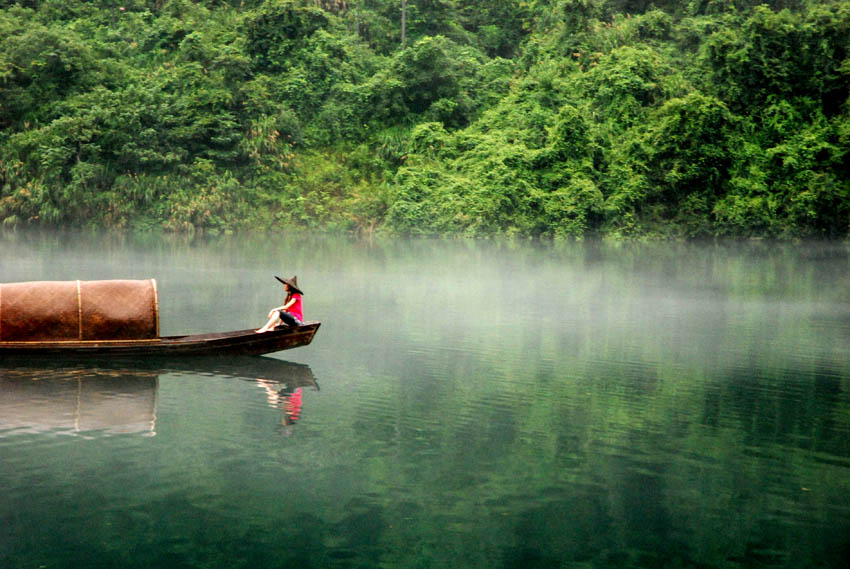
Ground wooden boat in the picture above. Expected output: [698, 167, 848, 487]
[0, 279, 320, 357]
[0, 322, 321, 357]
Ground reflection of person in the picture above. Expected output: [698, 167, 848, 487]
[280, 387, 302, 425]
[255, 275, 304, 333]
[256, 378, 303, 426]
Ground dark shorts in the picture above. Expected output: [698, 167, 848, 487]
[277, 310, 302, 327]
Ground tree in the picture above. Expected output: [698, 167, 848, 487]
[401, 0, 407, 48]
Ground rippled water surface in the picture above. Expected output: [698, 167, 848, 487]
[2, 232, 850, 568]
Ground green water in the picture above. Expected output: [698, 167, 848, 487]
[1, 232, 849, 568]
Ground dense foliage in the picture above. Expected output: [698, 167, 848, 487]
[1, 0, 848, 238]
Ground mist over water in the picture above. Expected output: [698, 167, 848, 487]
[2, 230, 850, 568]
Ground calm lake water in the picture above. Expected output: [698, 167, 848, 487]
[1, 231, 849, 569]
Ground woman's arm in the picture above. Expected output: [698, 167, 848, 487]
[268, 304, 283, 317]
[268, 298, 295, 317]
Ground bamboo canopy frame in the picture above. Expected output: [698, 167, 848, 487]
[0, 279, 159, 342]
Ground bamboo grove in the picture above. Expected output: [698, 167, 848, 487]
[1, 0, 848, 238]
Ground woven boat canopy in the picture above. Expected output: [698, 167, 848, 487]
[0, 279, 159, 341]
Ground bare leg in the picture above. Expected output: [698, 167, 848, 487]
[256, 312, 282, 333]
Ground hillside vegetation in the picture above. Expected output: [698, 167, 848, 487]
[1, 0, 848, 238]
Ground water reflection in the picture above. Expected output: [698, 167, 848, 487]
[0, 368, 158, 437]
[251, 360, 318, 431]
[3, 231, 850, 569]
[0, 356, 318, 438]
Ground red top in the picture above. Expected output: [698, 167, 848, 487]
[284, 388, 302, 422]
[286, 294, 303, 321]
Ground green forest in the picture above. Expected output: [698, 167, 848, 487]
[1, 0, 848, 238]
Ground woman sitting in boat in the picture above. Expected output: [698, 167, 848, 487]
[255, 276, 304, 333]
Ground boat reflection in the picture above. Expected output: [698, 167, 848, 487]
[0, 356, 317, 437]
[0, 367, 159, 437]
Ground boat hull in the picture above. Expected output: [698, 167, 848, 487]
[0, 322, 320, 357]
